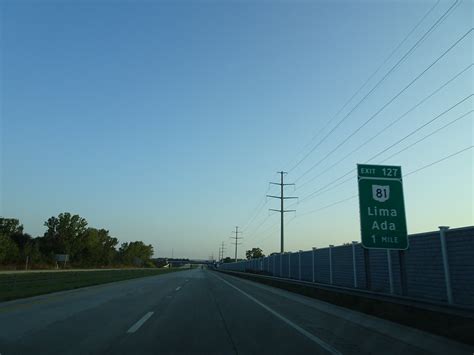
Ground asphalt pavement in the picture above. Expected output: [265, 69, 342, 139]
[0, 268, 471, 355]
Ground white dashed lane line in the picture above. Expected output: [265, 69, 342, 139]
[127, 312, 154, 334]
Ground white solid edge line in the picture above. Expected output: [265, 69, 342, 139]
[212, 272, 341, 355]
[175, 286, 181, 291]
[127, 311, 154, 333]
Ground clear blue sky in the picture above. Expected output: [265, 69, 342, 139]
[1, 0, 472, 259]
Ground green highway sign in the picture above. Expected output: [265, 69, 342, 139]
[357, 164, 408, 250]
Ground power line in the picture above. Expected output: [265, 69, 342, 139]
[244, 175, 295, 239]
[296, 63, 473, 192]
[368, 94, 473, 162]
[293, 145, 473, 220]
[241, 182, 272, 233]
[293, 98, 473, 207]
[295, 174, 355, 206]
[404, 145, 473, 177]
[295, 171, 353, 206]
[241, 194, 267, 232]
[250, 216, 282, 244]
[244, 212, 273, 239]
[296, 109, 472, 207]
[295, 27, 473, 184]
[294, 109, 472, 207]
[297, 195, 359, 218]
[286, 0, 443, 173]
[380, 110, 473, 164]
[240, 175, 284, 241]
[289, 0, 461, 178]
[254, 222, 281, 245]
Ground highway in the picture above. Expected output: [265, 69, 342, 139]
[0, 268, 471, 355]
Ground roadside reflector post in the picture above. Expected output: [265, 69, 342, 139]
[312, 247, 316, 283]
[352, 242, 358, 288]
[439, 226, 453, 304]
[387, 249, 394, 294]
[329, 245, 334, 285]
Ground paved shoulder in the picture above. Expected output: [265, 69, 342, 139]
[212, 271, 472, 355]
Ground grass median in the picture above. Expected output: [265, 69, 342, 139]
[0, 268, 186, 302]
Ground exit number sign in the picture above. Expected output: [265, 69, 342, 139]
[357, 164, 408, 250]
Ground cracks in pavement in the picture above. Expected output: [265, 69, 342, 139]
[206, 276, 239, 355]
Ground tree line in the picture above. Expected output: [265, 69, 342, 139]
[219, 248, 266, 263]
[0, 212, 154, 269]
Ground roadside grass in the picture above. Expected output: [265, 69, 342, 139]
[0, 268, 185, 302]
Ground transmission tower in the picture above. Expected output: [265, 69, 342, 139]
[267, 171, 297, 253]
[231, 226, 243, 262]
[219, 241, 226, 262]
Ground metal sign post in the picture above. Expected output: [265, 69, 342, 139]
[357, 164, 408, 250]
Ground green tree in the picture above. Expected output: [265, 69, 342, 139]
[42, 212, 88, 262]
[10, 232, 32, 252]
[0, 217, 30, 250]
[0, 218, 24, 236]
[23, 239, 44, 265]
[119, 241, 154, 266]
[80, 228, 118, 266]
[0, 234, 20, 265]
[246, 247, 264, 260]
[0, 217, 36, 264]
